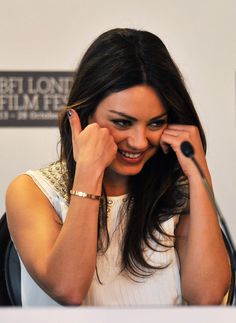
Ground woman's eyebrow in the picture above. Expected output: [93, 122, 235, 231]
[108, 109, 168, 121]
[108, 110, 136, 121]
[149, 113, 168, 122]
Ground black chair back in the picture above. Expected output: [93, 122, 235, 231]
[0, 213, 22, 306]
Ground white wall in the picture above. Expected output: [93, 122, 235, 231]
[0, 0, 236, 241]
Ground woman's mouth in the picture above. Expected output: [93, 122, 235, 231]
[117, 149, 145, 163]
[119, 150, 142, 159]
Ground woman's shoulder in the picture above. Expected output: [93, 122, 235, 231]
[6, 172, 52, 225]
[6, 172, 37, 197]
[24, 161, 69, 204]
[6, 161, 69, 223]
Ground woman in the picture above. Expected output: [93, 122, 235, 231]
[6, 28, 230, 306]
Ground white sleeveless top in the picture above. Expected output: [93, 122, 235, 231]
[20, 162, 182, 306]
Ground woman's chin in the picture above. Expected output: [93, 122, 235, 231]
[106, 162, 144, 178]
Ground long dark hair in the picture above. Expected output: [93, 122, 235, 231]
[59, 28, 206, 278]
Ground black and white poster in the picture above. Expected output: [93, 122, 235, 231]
[0, 71, 73, 127]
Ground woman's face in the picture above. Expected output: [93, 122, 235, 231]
[89, 85, 168, 180]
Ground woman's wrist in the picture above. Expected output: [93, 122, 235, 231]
[73, 163, 104, 195]
[187, 165, 212, 188]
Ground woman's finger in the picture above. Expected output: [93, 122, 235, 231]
[67, 109, 82, 134]
[159, 140, 170, 154]
[160, 125, 208, 178]
[160, 133, 180, 153]
[67, 109, 82, 161]
[167, 124, 196, 131]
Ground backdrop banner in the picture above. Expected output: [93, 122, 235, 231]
[0, 71, 73, 127]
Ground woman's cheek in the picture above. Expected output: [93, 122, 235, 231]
[151, 128, 166, 147]
[107, 128, 126, 142]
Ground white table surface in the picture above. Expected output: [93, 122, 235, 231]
[1, 306, 236, 323]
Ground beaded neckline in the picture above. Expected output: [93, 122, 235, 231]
[38, 161, 69, 204]
[106, 194, 129, 217]
[107, 194, 128, 201]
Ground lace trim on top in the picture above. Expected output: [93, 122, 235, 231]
[38, 161, 69, 204]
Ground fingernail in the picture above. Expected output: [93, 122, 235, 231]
[163, 146, 169, 154]
[67, 110, 73, 118]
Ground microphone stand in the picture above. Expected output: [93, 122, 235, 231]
[180, 141, 236, 305]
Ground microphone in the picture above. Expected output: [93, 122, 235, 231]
[180, 141, 207, 180]
[180, 141, 236, 303]
[180, 141, 194, 158]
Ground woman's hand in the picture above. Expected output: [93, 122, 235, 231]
[68, 110, 118, 171]
[167, 125, 231, 304]
[160, 125, 210, 181]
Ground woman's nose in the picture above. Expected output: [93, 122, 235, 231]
[127, 129, 149, 151]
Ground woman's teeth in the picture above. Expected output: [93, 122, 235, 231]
[120, 151, 142, 159]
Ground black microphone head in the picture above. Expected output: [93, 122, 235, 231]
[180, 141, 194, 158]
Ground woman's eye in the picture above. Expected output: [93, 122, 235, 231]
[149, 119, 167, 129]
[111, 119, 132, 128]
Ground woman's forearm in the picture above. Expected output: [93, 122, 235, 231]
[180, 173, 231, 304]
[40, 166, 104, 305]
